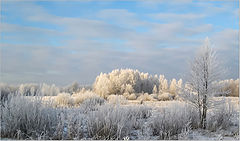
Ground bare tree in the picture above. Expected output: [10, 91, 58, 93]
[180, 37, 228, 129]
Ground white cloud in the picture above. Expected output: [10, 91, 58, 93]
[211, 29, 238, 50]
[210, 29, 238, 79]
[137, 0, 193, 9]
[97, 9, 147, 27]
[1, 1, 238, 85]
[150, 13, 206, 21]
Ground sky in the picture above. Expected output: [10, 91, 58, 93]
[0, 0, 239, 86]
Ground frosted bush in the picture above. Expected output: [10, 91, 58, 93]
[207, 100, 239, 132]
[86, 104, 151, 140]
[55, 93, 73, 106]
[124, 105, 152, 130]
[107, 95, 128, 104]
[54, 91, 103, 107]
[71, 91, 100, 105]
[137, 93, 156, 101]
[80, 96, 106, 113]
[150, 94, 158, 99]
[174, 94, 182, 101]
[158, 92, 173, 101]
[86, 104, 132, 139]
[53, 108, 84, 140]
[122, 92, 130, 98]
[150, 103, 198, 139]
[1, 96, 59, 139]
[127, 93, 137, 100]
[127, 105, 152, 119]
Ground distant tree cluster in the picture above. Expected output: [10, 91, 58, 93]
[93, 69, 183, 98]
[0, 77, 238, 103]
[0, 83, 18, 102]
[18, 83, 60, 96]
[61, 81, 91, 94]
[219, 79, 239, 97]
[0, 82, 92, 99]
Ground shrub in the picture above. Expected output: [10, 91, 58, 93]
[137, 93, 156, 101]
[122, 92, 130, 98]
[207, 100, 239, 132]
[53, 109, 84, 140]
[150, 103, 198, 139]
[127, 93, 137, 100]
[80, 96, 106, 113]
[86, 104, 131, 139]
[158, 93, 173, 101]
[86, 104, 151, 140]
[127, 105, 152, 119]
[55, 93, 73, 106]
[1, 95, 87, 140]
[71, 91, 100, 105]
[124, 105, 152, 131]
[150, 94, 158, 99]
[107, 95, 128, 104]
[1, 96, 59, 139]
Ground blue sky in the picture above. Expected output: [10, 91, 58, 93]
[1, 0, 239, 86]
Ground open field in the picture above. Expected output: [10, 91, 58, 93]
[1, 95, 239, 140]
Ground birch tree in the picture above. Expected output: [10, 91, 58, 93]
[169, 79, 177, 94]
[180, 37, 228, 129]
[152, 85, 158, 94]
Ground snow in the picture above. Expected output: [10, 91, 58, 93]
[1, 95, 239, 140]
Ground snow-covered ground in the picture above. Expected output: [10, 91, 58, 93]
[125, 97, 239, 140]
[1, 96, 239, 140]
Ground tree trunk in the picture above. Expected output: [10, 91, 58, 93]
[199, 106, 202, 128]
[197, 88, 202, 128]
[202, 95, 207, 129]
[202, 55, 208, 129]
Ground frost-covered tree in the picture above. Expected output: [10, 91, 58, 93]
[169, 79, 177, 95]
[19, 83, 39, 96]
[18, 83, 60, 96]
[158, 75, 166, 94]
[93, 69, 160, 97]
[219, 79, 239, 97]
[0, 83, 18, 102]
[152, 85, 158, 94]
[177, 79, 183, 89]
[39, 83, 59, 96]
[162, 79, 168, 91]
[63, 81, 80, 94]
[125, 84, 135, 94]
[176, 79, 183, 95]
[180, 37, 228, 129]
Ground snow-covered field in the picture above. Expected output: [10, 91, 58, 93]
[1, 95, 239, 140]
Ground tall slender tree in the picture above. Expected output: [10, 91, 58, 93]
[181, 37, 228, 129]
